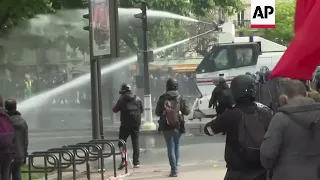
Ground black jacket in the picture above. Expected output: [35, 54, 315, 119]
[113, 92, 143, 129]
[205, 101, 272, 171]
[209, 83, 233, 114]
[155, 90, 190, 132]
[8, 110, 28, 162]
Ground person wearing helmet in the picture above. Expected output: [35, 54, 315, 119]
[204, 75, 273, 180]
[208, 77, 234, 116]
[112, 83, 143, 169]
[155, 78, 190, 177]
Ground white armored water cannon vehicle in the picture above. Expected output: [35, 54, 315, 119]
[188, 22, 286, 120]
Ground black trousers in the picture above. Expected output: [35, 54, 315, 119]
[10, 162, 22, 180]
[0, 154, 12, 180]
[118, 126, 140, 165]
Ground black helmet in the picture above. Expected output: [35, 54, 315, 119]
[245, 72, 252, 76]
[119, 83, 131, 94]
[166, 78, 178, 91]
[230, 75, 256, 101]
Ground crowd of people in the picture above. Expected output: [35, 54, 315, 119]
[0, 97, 28, 180]
[205, 70, 320, 180]
[112, 68, 320, 179]
[5, 65, 320, 179]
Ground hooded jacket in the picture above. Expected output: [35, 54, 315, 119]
[260, 97, 320, 180]
[155, 90, 190, 132]
[7, 110, 28, 162]
[113, 92, 143, 128]
[0, 107, 15, 154]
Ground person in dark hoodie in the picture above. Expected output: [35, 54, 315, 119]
[155, 78, 190, 177]
[260, 79, 320, 180]
[208, 77, 234, 116]
[112, 84, 143, 169]
[4, 99, 28, 180]
[204, 75, 273, 180]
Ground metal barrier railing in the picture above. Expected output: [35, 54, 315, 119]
[22, 139, 127, 180]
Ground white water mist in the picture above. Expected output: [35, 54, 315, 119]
[18, 30, 213, 112]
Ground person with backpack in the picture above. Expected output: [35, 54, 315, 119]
[5, 99, 28, 180]
[208, 77, 234, 116]
[155, 78, 190, 177]
[0, 96, 15, 180]
[112, 84, 143, 170]
[260, 79, 320, 180]
[204, 75, 273, 180]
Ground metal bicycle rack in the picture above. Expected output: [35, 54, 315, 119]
[32, 148, 74, 180]
[87, 140, 117, 177]
[63, 145, 91, 179]
[76, 143, 104, 180]
[89, 139, 128, 174]
[22, 153, 59, 180]
[22, 139, 127, 180]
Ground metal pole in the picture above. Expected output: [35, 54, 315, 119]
[88, 0, 100, 140]
[140, 1, 155, 129]
[109, 0, 120, 124]
[97, 58, 104, 140]
[90, 59, 100, 140]
[141, 2, 150, 95]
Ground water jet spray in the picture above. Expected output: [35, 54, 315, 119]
[18, 29, 215, 113]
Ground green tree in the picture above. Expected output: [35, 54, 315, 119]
[0, 0, 244, 55]
[264, 0, 295, 46]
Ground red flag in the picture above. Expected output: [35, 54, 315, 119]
[294, 0, 316, 33]
[269, 0, 320, 80]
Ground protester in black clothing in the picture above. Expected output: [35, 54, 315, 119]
[208, 77, 234, 115]
[155, 78, 190, 177]
[112, 84, 143, 169]
[204, 75, 273, 180]
[5, 99, 28, 180]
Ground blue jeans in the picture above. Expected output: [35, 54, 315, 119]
[163, 130, 181, 174]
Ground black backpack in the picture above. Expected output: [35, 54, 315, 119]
[238, 108, 267, 165]
[219, 88, 234, 106]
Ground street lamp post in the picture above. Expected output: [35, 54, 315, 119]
[83, 8, 100, 140]
[134, 1, 156, 130]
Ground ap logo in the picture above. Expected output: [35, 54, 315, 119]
[250, 0, 275, 28]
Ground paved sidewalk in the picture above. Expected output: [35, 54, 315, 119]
[75, 163, 226, 180]
[124, 168, 226, 180]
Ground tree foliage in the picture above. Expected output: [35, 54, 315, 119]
[0, 0, 244, 59]
[263, 0, 295, 46]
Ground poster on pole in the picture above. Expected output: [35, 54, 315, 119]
[91, 0, 111, 57]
